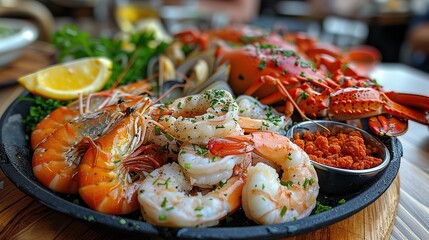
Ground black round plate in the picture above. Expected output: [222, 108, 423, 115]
[0, 91, 402, 239]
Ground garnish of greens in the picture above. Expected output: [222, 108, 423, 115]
[315, 201, 332, 214]
[22, 25, 168, 135]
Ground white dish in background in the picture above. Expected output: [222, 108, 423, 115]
[0, 18, 38, 67]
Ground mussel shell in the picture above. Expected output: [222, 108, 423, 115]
[185, 63, 231, 95]
[159, 80, 184, 103]
[176, 49, 216, 79]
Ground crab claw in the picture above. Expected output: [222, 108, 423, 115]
[368, 115, 408, 136]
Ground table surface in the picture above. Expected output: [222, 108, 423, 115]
[0, 57, 428, 239]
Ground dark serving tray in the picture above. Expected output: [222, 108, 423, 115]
[0, 91, 402, 239]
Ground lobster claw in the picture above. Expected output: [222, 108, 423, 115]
[368, 115, 408, 136]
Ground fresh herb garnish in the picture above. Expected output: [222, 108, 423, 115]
[315, 201, 332, 213]
[21, 96, 71, 135]
[52, 25, 168, 89]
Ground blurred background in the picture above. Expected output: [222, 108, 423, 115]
[2, 0, 429, 72]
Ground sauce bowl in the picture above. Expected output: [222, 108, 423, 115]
[286, 120, 391, 195]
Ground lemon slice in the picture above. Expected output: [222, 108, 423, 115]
[18, 57, 112, 100]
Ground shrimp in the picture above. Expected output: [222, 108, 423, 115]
[31, 80, 152, 149]
[144, 120, 181, 161]
[178, 143, 251, 187]
[208, 131, 319, 225]
[138, 162, 245, 228]
[236, 95, 292, 134]
[78, 98, 166, 215]
[32, 98, 144, 194]
[155, 89, 243, 144]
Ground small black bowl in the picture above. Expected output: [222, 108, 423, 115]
[287, 120, 391, 195]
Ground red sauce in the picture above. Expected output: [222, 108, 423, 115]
[293, 130, 382, 170]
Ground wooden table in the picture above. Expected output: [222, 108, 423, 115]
[0, 60, 428, 239]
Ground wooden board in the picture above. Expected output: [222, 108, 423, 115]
[0, 42, 55, 87]
[0, 168, 399, 239]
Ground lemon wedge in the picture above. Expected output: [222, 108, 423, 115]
[18, 57, 112, 100]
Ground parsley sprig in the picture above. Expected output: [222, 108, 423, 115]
[52, 25, 168, 89]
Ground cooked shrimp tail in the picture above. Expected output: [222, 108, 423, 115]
[138, 162, 245, 228]
[208, 131, 319, 225]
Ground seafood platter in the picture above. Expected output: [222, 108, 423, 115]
[1, 24, 426, 239]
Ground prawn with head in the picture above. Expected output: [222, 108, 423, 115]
[78, 98, 168, 215]
[31, 80, 152, 150]
[32, 96, 147, 194]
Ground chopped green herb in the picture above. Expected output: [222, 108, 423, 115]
[184, 162, 191, 169]
[21, 96, 71, 135]
[158, 215, 167, 221]
[194, 206, 204, 211]
[154, 125, 161, 135]
[258, 59, 267, 70]
[162, 132, 174, 141]
[300, 61, 312, 68]
[303, 178, 314, 189]
[282, 69, 288, 75]
[315, 201, 332, 214]
[161, 197, 168, 208]
[338, 199, 346, 204]
[280, 206, 287, 217]
[87, 215, 95, 222]
[280, 180, 293, 187]
[300, 92, 309, 100]
[119, 218, 126, 225]
[282, 50, 296, 57]
[192, 144, 208, 156]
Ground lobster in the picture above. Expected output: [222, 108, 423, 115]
[174, 26, 429, 136]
